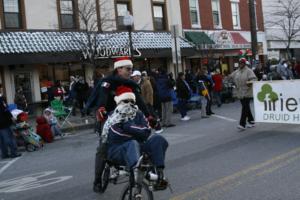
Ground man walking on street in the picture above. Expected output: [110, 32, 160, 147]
[229, 58, 257, 130]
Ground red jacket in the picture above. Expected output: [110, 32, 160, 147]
[212, 74, 223, 92]
[36, 116, 53, 143]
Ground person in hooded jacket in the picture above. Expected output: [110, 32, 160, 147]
[0, 96, 21, 159]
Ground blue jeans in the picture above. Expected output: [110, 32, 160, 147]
[177, 99, 188, 118]
[0, 127, 18, 157]
[51, 125, 62, 136]
[108, 134, 168, 169]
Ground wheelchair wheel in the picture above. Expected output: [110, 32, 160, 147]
[120, 182, 153, 200]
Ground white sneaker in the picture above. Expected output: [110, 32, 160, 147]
[181, 116, 191, 121]
[155, 129, 164, 134]
[237, 125, 246, 130]
[246, 124, 255, 128]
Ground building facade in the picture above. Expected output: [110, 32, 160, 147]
[262, 0, 300, 60]
[0, 0, 193, 105]
[180, 0, 267, 73]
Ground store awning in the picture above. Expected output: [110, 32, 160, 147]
[230, 32, 249, 45]
[0, 31, 195, 64]
[184, 31, 215, 46]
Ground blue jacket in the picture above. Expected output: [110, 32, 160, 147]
[107, 111, 151, 146]
[156, 74, 173, 102]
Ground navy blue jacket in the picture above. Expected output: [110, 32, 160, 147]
[84, 75, 149, 117]
[156, 74, 174, 102]
[107, 111, 151, 146]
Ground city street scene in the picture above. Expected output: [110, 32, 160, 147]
[0, 0, 300, 200]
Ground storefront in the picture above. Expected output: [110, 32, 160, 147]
[0, 31, 195, 104]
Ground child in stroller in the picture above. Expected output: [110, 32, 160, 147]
[11, 109, 43, 152]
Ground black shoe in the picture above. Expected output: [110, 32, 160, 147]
[154, 169, 168, 190]
[1, 155, 10, 159]
[166, 124, 176, 128]
[93, 183, 103, 193]
[10, 153, 22, 158]
[210, 112, 215, 115]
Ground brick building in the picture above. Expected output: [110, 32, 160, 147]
[180, 0, 267, 74]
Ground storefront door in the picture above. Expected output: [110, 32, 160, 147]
[14, 72, 33, 103]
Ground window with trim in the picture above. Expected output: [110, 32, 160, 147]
[189, 0, 200, 28]
[153, 4, 166, 31]
[59, 0, 76, 29]
[231, 2, 240, 29]
[3, 0, 22, 29]
[116, 2, 130, 30]
[211, 0, 222, 28]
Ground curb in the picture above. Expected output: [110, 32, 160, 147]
[61, 123, 95, 133]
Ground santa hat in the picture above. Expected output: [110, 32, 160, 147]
[114, 86, 136, 104]
[114, 57, 133, 69]
[239, 58, 247, 64]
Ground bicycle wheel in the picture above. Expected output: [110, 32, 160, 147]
[101, 162, 110, 192]
[120, 182, 153, 200]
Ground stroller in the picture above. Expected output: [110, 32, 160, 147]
[11, 109, 44, 152]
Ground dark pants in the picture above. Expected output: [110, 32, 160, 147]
[0, 127, 18, 158]
[177, 99, 188, 118]
[108, 134, 168, 169]
[206, 92, 213, 114]
[239, 98, 254, 127]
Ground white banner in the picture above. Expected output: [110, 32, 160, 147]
[253, 80, 300, 124]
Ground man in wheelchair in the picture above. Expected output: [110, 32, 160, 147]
[100, 85, 169, 191]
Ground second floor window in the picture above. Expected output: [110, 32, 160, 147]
[116, 2, 130, 30]
[212, 0, 221, 28]
[3, 0, 22, 29]
[231, 2, 240, 29]
[60, 0, 75, 29]
[153, 4, 166, 31]
[189, 0, 200, 27]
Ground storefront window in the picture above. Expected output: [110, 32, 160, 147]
[37, 63, 84, 100]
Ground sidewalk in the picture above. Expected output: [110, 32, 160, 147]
[28, 113, 96, 134]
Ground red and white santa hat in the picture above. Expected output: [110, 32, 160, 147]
[114, 85, 136, 104]
[114, 56, 133, 69]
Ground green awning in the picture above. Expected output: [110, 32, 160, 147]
[185, 31, 215, 45]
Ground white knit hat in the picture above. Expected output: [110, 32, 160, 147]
[131, 70, 141, 77]
[114, 57, 133, 69]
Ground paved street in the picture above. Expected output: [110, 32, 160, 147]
[1, 101, 300, 200]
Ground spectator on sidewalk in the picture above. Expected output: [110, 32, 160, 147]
[212, 69, 223, 107]
[131, 70, 163, 133]
[74, 76, 90, 117]
[14, 87, 28, 112]
[43, 108, 64, 138]
[0, 96, 22, 159]
[229, 58, 257, 130]
[156, 68, 175, 128]
[36, 116, 53, 143]
[176, 72, 191, 121]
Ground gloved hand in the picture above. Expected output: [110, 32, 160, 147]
[96, 107, 107, 122]
[147, 115, 157, 129]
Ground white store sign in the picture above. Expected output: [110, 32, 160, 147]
[253, 80, 300, 124]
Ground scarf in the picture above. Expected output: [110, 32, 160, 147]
[102, 102, 138, 142]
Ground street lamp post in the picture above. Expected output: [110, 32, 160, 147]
[123, 12, 134, 60]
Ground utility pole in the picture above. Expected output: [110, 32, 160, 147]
[248, 0, 258, 62]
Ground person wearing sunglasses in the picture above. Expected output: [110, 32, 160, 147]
[104, 85, 169, 190]
[83, 57, 157, 192]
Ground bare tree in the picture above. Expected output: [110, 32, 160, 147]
[61, 0, 115, 67]
[265, 0, 300, 59]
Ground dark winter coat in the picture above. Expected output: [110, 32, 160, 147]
[84, 75, 149, 117]
[107, 111, 151, 146]
[176, 79, 191, 100]
[0, 97, 13, 129]
[156, 74, 174, 102]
